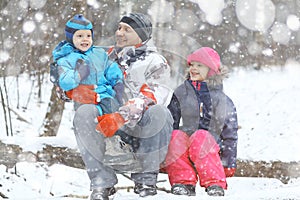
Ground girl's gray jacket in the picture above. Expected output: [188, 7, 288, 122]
[167, 80, 238, 168]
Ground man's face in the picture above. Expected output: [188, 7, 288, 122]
[115, 22, 142, 48]
[73, 30, 92, 52]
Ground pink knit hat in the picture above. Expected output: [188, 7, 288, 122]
[187, 47, 221, 77]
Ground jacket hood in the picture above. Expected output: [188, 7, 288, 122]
[140, 38, 157, 53]
[52, 41, 76, 62]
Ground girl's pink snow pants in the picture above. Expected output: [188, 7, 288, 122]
[165, 129, 227, 189]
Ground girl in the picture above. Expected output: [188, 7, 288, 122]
[165, 47, 238, 196]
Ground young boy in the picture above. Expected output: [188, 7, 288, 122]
[52, 14, 123, 115]
[165, 47, 238, 196]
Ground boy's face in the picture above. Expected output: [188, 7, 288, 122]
[115, 22, 142, 48]
[73, 30, 92, 52]
[188, 61, 210, 81]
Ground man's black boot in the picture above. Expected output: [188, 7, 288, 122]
[90, 187, 116, 200]
[134, 183, 157, 197]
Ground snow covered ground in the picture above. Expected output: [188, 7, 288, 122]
[1, 61, 300, 199]
[1, 162, 300, 200]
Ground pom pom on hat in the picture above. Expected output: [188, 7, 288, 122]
[187, 47, 221, 77]
[120, 13, 152, 42]
[65, 14, 93, 44]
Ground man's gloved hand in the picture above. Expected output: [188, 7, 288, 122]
[96, 97, 151, 137]
[76, 59, 90, 81]
[65, 84, 100, 104]
[119, 98, 145, 127]
[96, 113, 125, 137]
[224, 167, 236, 177]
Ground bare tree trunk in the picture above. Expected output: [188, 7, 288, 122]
[0, 84, 9, 136]
[40, 86, 65, 136]
[1, 76, 13, 136]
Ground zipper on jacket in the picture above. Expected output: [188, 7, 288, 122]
[199, 102, 203, 118]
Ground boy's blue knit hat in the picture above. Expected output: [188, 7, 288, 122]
[65, 14, 93, 43]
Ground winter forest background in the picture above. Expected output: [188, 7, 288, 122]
[1, 0, 300, 199]
[2, 0, 300, 135]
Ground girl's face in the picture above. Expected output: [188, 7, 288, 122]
[188, 61, 210, 81]
[115, 22, 142, 48]
[73, 30, 92, 52]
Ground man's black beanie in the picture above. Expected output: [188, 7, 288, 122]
[120, 13, 152, 42]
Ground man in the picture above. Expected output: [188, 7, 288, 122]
[73, 13, 173, 200]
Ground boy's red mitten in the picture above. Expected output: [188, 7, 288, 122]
[65, 84, 100, 104]
[224, 167, 236, 177]
[96, 113, 125, 137]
